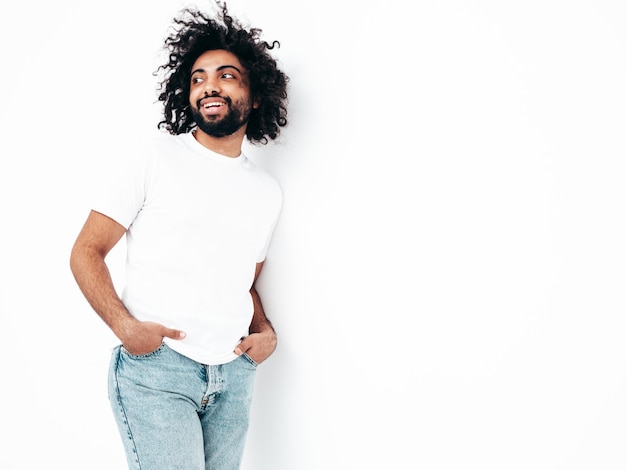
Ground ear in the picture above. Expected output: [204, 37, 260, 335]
[252, 96, 260, 109]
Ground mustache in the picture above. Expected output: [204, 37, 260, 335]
[196, 92, 232, 109]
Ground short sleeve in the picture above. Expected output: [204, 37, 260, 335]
[91, 140, 154, 230]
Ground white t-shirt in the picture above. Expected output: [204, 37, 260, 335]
[93, 132, 282, 365]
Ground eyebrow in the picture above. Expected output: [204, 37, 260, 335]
[191, 65, 244, 75]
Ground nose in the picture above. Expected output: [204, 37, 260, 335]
[203, 76, 221, 96]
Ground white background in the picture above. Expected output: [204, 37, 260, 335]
[1, 1, 626, 469]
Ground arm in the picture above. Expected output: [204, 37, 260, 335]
[69, 210, 185, 354]
[234, 261, 278, 364]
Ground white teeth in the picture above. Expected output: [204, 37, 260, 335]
[204, 102, 223, 108]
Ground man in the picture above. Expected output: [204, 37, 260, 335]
[69, 3, 288, 469]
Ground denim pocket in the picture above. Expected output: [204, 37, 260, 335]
[120, 342, 166, 360]
[241, 353, 258, 368]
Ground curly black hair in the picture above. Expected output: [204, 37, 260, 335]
[155, 1, 289, 144]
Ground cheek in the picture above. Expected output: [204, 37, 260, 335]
[188, 90, 202, 108]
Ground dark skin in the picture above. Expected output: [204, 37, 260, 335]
[188, 49, 259, 157]
[69, 49, 277, 363]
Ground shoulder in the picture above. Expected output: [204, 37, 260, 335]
[135, 133, 192, 168]
[146, 132, 188, 155]
[243, 158, 282, 189]
[245, 161, 283, 212]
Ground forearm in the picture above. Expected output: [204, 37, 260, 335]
[249, 285, 275, 335]
[70, 245, 137, 340]
[235, 284, 277, 362]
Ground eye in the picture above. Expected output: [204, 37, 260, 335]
[191, 76, 204, 84]
[221, 72, 236, 79]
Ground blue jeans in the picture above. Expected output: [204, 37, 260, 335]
[108, 343, 257, 470]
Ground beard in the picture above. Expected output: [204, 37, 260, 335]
[190, 95, 252, 138]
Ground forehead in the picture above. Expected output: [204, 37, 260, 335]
[191, 49, 245, 72]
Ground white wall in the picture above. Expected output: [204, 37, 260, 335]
[1, 1, 626, 469]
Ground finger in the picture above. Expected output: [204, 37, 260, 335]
[161, 327, 187, 340]
[234, 336, 252, 356]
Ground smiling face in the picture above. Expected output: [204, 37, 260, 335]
[188, 49, 257, 138]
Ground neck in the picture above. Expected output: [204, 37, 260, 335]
[192, 127, 246, 158]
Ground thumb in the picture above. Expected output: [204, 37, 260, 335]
[162, 327, 186, 341]
[234, 336, 252, 356]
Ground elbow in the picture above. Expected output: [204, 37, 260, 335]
[69, 242, 82, 279]
[69, 241, 95, 280]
